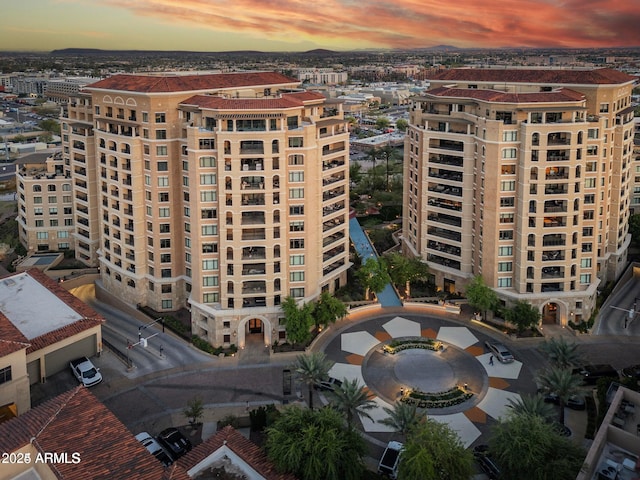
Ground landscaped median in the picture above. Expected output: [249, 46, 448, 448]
[401, 385, 473, 409]
[382, 337, 444, 354]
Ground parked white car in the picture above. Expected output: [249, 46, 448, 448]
[69, 357, 102, 387]
[485, 341, 515, 363]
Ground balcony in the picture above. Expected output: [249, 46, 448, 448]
[428, 168, 462, 182]
[323, 174, 344, 186]
[427, 240, 461, 256]
[241, 194, 265, 206]
[323, 187, 345, 202]
[542, 250, 565, 261]
[429, 139, 464, 152]
[541, 267, 564, 278]
[543, 217, 567, 228]
[547, 150, 570, 162]
[242, 246, 266, 260]
[240, 160, 264, 171]
[427, 184, 462, 197]
[323, 201, 345, 217]
[547, 133, 570, 145]
[544, 200, 568, 213]
[545, 184, 568, 195]
[427, 213, 461, 228]
[427, 254, 461, 270]
[429, 154, 463, 168]
[428, 198, 462, 211]
[243, 297, 267, 308]
[242, 264, 266, 275]
[543, 234, 566, 247]
[427, 226, 461, 242]
[242, 228, 266, 241]
[323, 159, 346, 170]
[241, 212, 265, 225]
[323, 217, 345, 232]
[242, 281, 266, 294]
[241, 177, 265, 190]
[546, 167, 569, 180]
[323, 258, 345, 276]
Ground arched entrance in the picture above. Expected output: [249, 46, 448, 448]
[542, 302, 559, 324]
[238, 316, 272, 349]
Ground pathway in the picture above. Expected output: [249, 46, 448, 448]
[349, 217, 402, 307]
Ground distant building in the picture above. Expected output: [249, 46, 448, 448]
[403, 68, 637, 325]
[46, 76, 100, 104]
[296, 68, 348, 85]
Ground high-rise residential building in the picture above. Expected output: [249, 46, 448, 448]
[403, 68, 637, 326]
[49, 71, 350, 348]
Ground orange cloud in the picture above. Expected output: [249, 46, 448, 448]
[103, 0, 640, 49]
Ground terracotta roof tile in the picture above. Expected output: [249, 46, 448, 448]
[180, 91, 326, 110]
[428, 67, 637, 85]
[425, 86, 586, 104]
[0, 312, 30, 357]
[86, 72, 299, 93]
[0, 386, 167, 479]
[179, 425, 298, 480]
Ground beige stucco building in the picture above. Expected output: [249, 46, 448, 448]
[52, 72, 349, 348]
[403, 68, 638, 326]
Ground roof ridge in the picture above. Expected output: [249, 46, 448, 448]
[33, 386, 83, 440]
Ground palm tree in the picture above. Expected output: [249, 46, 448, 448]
[506, 394, 556, 422]
[327, 378, 377, 427]
[539, 337, 583, 369]
[536, 367, 583, 425]
[378, 401, 425, 436]
[294, 352, 334, 411]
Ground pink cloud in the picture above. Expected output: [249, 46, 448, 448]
[103, 0, 640, 48]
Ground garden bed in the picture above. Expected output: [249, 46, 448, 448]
[383, 337, 443, 354]
[401, 386, 473, 409]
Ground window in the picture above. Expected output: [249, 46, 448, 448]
[498, 246, 513, 256]
[48, 196, 57, 204]
[289, 171, 304, 182]
[580, 274, 591, 284]
[499, 213, 514, 224]
[156, 129, 167, 139]
[289, 188, 304, 199]
[159, 192, 169, 202]
[587, 128, 599, 139]
[199, 156, 216, 168]
[499, 230, 513, 240]
[203, 293, 219, 303]
[0, 366, 11, 385]
[202, 259, 219, 270]
[161, 299, 173, 309]
[581, 258, 592, 268]
[290, 271, 305, 282]
[156, 145, 168, 156]
[584, 178, 596, 188]
[289, 205, 304, 215]
[62, 183, 71, 191]
[289, 137, 303, 148]
[200, 174, 216, 185]
[288, 154, 304, 165]
[155, 112, 166, 123]
[160, 238, 171, 248]
[160, 224, 170, 233]
[500, 181, 516, 191]
[290, 239, 305, 249]
[290, 254, 305, 265]
[502, 131, 517, 142]
[35, 220, 43, 227]
[37, 232, 48, 239]
[498, 262, 512, 272]
[497, 277, 512, 287]
[290, 287, 305, 297]
[201, 191, 217, 202]
[502, 148, 517, 159]
[203, 276, 219, 286]
[158, 176, 169, 187]
[159, 207, 170, 217]
[290, 221, 304, 232]
[500, 197, 515, 207]
[202, 225, 218, 235]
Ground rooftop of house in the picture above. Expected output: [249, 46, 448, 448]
[180, 90, 326, 110]
[428, 67, 637, 85]
[424, 86, 586, 104]
[0, 269, 104, 354]
[84, 71, 299, 94]
[178, 425, 298, 480]
[0, 386, 171, 480]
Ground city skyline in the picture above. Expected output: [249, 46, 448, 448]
[1, 0, 640, 53]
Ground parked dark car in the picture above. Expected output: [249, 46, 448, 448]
[157, 427, 192, 460]
[572, 364, 618, 385]
[135, 432, 173, 467]
[473, 444, 501, 479]
[314, 377, 342, 392]
[543, 393, 586, 410]
[621, 364, 640, 380]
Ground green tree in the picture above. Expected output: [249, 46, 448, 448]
[536, 367, 583, 425]
[465, 275, 498, 321]
[630, 213, 640, 246]
[505, 300, 541, 334]
[312, 291, 348, 331]
[327, 378, 376, 427]
[506, 394, 555, 422]
[183, 395, 204, 426]
[12, 134, 26, 143]
[37, 132, 53, 143]
[539, 337, 583, 369]
[265, 406, 367, 480]
[395, 118, 408, 132]
[349, 162, 363, 185]
[385, 252, 429, 298]
[293, 351, 334, 411]
[378, 144, 400, 190]
[398, 418, 474, 480]
[357, 256, 391, 300]
[490, 413, 585, 480]
[281, 296, 313, 345]
[375, 116, 391, 131]
[38, 118, 60, 135]
[378, 401, 425, 436]
[365, 146, 380, 169]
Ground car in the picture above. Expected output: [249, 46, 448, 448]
[156, 427, 192, 460]
[485, 341, 514, 363]
[621, 364, 640, 380]
[543, 392, 586, 410]
[135, 432, 173, 467]
[69, 357, 102, 387]
[572, 364, 618, 385]
[473, 444, 501, 479]
[314, 377, 342, 392]
[378, 441, 403, 479]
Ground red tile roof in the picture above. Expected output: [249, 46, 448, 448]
[85, 72, 299, 93]
[0, 312, 30, 357]
[0, 269, 105, 354]
[429, 68, 637, 85]
[179, 425, 298, 480]
[0, 386, 167, 479]
[180, 91, 326, 110]
[425, 86, 586, 104]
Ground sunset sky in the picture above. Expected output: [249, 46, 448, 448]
[1, 0, 640, 52]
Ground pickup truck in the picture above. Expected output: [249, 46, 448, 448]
[378, 441, 403, 479]
[69, 357, 102, 387]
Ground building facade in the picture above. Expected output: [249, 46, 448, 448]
[403, 68, 637, 325]
[54, 72, 349, 348]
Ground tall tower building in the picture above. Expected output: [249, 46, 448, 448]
[54, 72, 350, 348]
[403, 68, 637, 326]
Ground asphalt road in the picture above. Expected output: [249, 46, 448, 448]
[594, 274, 640, 336]
[70, 284, 211, 378]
